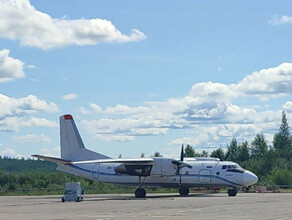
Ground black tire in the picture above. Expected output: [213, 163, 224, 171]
[228, 188, 237, 197]
[135, 188, 146, 198]
[61, 198, 65, 203]
[179, 186, 189, 196]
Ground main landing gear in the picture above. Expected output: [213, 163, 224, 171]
[227, 188, 238, 196]
[179, 186, 189, 196]
[135, 176, 146, 198]
[135, 188, 146, 198]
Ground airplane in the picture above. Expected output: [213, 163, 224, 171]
[32, 114, 258, 198]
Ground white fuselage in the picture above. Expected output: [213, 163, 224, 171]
[57, 157, 258, 189]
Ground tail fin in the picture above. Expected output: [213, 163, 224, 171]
[60, 114, 110, 161]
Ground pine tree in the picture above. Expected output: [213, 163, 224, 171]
[184, 144, 195, 157]
[227, 138, 238, 161]
[251, 133, 268, 158]
[237, 141, 250, 163]
[273, 110, 292, 158]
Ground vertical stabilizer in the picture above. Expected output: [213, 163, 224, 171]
[60, 114, 110, 161]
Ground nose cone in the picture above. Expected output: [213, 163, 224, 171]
[242, 170, 258, 186]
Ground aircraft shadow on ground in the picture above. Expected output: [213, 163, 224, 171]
[84, 193, 226, 201]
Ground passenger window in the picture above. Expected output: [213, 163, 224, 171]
[222, 165, 226, 169]
[227, 165, 232, 169]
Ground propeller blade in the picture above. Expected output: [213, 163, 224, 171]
[171, 160, 180, 166]
[216, 151, 223, 161]
[180, 144, 184, 162]
[171, 160, 192, 169]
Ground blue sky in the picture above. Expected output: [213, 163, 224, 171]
[1, 0, 292, 159]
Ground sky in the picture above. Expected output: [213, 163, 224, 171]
[1, 0, 292, 159]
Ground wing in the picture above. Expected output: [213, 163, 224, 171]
[32, 154, 70, 165]
[32, 155, 155, 176]
[67, 158, 154, 165]
[67, 158, 155, 177]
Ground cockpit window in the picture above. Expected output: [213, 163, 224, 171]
[222, 165, 226, 169]
[232, 164, 242, 169]
[226, 164, 245, 173]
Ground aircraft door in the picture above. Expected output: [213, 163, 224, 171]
[92, 164, 100, 179]
[199, 170, 211, 183]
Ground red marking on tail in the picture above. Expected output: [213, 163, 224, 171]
[64, 114, 73, 120]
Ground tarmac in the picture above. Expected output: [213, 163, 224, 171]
[0, 193, 291, 220]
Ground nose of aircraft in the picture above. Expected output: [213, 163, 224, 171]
[242, 170, 258, 186]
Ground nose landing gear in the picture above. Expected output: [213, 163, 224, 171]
[227, 188, 238, 196]
[179, 186, 189, 196]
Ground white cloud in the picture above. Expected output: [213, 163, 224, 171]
[89, 103, 102, 113]
[21, 118, 58, 128]
[0, 49, 25, 82]
[0, 117, 58, 132]
[13, 134, 51, 143]
[0, 147, 23, 158]
[25, 64, 36, 69]
[79, 106, 91, 115]
[283, 101, 292, 112]
[236, 63, 292, 98]
[104, 104, 149, 115]
[190, 81, 235, 102]
[0, 0, 146, 50]
[0, 94, 58, 118]
[93, 134, 135, 142]
[0, 94, 58, 131]
[62, 93, 77, 100]
[269, 15, 292, 25]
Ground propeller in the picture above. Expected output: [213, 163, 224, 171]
[172, 144, 192, 173]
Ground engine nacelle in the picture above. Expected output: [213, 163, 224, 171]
[150, 158, 176, 177]
[114, 164, 152, 176]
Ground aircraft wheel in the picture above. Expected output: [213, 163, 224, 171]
[179, 186, 189, 196]
[228, 188, 237, 197]
[61, 197, 65, 203]
[135, 188, 146, 198]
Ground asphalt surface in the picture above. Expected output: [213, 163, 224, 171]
[0, 193, 291, 220]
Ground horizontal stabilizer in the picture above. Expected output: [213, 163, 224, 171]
[32, 154, 70, 165]
[67, 158, 154, 165]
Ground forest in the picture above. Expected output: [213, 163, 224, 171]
[0, 111, 291, 194]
